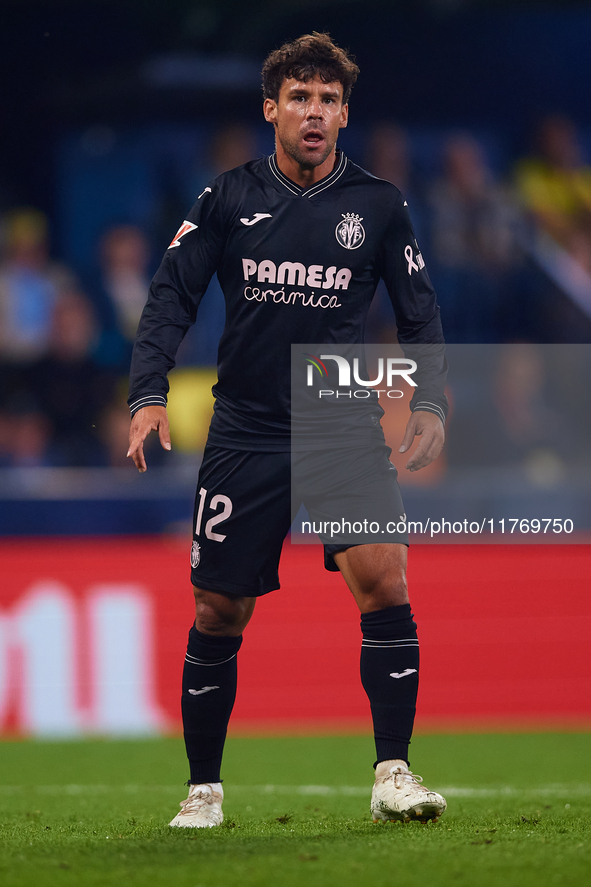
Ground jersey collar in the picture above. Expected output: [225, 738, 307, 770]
[267, 150, 348, 199]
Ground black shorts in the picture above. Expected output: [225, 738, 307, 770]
[189, 442, 408, 597]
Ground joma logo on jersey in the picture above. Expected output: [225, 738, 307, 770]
[242, 259, 352, 291]
[335, 213, 365, 250]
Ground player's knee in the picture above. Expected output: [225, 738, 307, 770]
[194, 602, 244, 635]
[193, 587, 254, 635]
[390, 571, 409, 604]
[359, 570, 408, 609]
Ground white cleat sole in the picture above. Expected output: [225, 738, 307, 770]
[169, 817, 222, 828]
[372, 803, 444, 824]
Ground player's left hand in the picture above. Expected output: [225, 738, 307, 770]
[399, 410, 445, 471]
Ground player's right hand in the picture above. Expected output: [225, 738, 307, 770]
[127, 405, 171, 473]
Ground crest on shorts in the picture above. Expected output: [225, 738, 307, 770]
[335, 213, 365, 250]
[190, 540, 201, 568]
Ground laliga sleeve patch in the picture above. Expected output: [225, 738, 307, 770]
[169, 220, 198, 249]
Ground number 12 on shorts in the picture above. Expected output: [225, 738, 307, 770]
[194, 487, 233, 542]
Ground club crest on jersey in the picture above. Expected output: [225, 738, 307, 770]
[190, 540, 201, 568]
[335, 213, 365, 250]
[168, 220, 198, 249]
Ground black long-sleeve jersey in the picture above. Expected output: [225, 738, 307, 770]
[128, 151, 448, 451]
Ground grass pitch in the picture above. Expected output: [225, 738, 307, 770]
[0, 732, 589, 886]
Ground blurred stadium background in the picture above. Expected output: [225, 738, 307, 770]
[1, 0, 590, 740]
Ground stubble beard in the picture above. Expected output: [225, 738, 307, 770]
[277, 130, 336, 171]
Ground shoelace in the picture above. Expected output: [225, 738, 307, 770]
[389, 768, 428, 792]
[179, 788, 215, 812]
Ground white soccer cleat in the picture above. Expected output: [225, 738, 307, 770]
[169, 782, 224, 828]
[371, 760, 447, 824]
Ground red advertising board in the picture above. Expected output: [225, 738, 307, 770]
[0, 538, 589, 735]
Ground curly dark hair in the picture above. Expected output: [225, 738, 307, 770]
[262, 32, 359, 105]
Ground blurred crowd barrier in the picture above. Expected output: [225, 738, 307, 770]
[0, 539, 589, 737]
[2, 343, 590, 539]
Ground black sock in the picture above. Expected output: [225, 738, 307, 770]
[360, 603, 419, 767]
[181, 625, 242, 784]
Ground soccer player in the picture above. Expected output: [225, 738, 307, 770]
[127, 32, 448, 828]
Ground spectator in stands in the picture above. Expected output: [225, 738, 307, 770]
[515, 115, 591, 274]
[0, 401, 49, 467]
[427, 134, 524, 342]
[0, 208, 76, 362]
[98, 400, 134, 468]
[366, 123, 410, 186]
[446, 344, 573, 478]
[25, 290, 118, 466]
[7, 412, 50, 467]
[0, 208, 81, 466]
[99, 225, 152, 341]
[207, 123, 259, 177]
[89, 224, 152, 370]
[176, 124, 258, 366]
[364, 124, 425, 342]
[365, 123, 424, 220]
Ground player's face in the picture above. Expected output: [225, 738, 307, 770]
[264, 76, 348, 171]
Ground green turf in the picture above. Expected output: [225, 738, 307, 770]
[0, 733, 589, 886]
